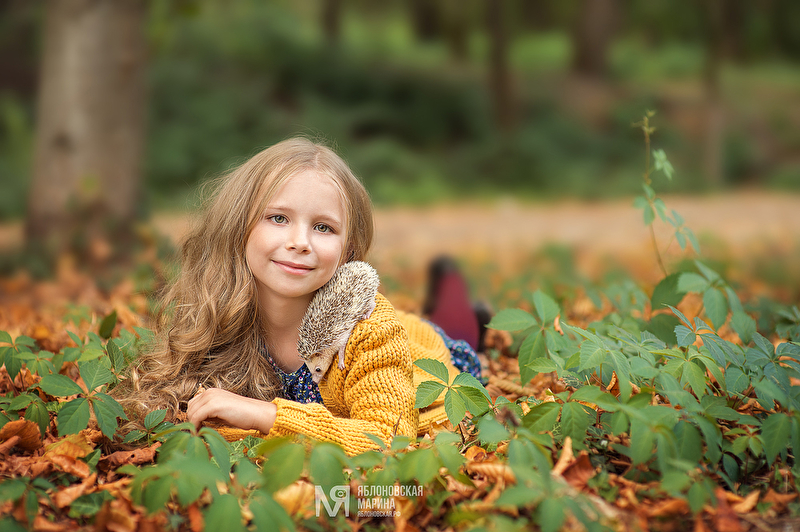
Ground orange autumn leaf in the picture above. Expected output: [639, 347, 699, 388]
[0, 419, 43, 452]
[465, 446, 488, 462]
[53, 473, 97, 509]
[46, 453, 91, 479]
[44, 432, 94, 459]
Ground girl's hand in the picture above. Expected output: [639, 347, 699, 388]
[186, 388, 277, 434]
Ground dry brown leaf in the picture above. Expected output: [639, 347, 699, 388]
[98, 443, 160, 471]
[713, 488, 744, 532]
[551, 436, 575, 476]
[95, 498, 138, 532]
[187, 502, 203, 532]
[731, 490, 760, 514]
[272, 481, 315, 516]
[561, 451, 596, 490]
[466, 461, 516, 484]
[53, 473, 97, 508]
[32, 515, 76, 531]
[647, 497, 689, 517]
[762, 489, 797, 512]
[46, 454, 91, 479]
[0, 419, 43, 451]
[44, 433, 94, 459]
[465, 446, 488, 462]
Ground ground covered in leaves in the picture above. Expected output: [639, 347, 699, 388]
[1, 198, 800, 531]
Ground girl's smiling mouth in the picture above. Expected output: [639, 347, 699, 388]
[274, 260, 314, 274]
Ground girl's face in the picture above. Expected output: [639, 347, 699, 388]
[246, 169, 347, 310]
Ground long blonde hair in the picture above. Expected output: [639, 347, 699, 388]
[118, 138, 373, 420]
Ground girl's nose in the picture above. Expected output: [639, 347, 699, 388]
[286, 225, 311, 252]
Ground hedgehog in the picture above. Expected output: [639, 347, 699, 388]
[297, 261, 380, 384]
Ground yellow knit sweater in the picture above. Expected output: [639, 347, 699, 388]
[217, 293, 456, 455]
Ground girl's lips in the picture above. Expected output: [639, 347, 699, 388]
[274, 260, 313, 275]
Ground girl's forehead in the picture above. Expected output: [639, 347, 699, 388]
[266, 170, 347, 212]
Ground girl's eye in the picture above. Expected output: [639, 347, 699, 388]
[269, 215, 287, 224]
[314, 223, 333, 233]
[315, 367, 322, 373]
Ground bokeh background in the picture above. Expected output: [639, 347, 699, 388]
[1, 0, 799, 310]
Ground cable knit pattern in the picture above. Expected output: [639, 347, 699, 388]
[217, 294, 456, 454]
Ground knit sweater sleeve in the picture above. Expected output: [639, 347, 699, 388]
[268, 294, 419, 456]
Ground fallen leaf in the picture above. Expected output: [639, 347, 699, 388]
[187, 502, 203, 532]
[53, 473, 97, 508]
[551, 436, 574, 476]
[561, 451, 596, 490]
[0, 419, 43, 451]
[44, 433, 94, 459]
[731, 490, 759, 514]
[95, 498, 138, 532]
[46, 454, 91, 479]
[98, 442, 160, 471]
[466, 461, 516, 484]
[713, 488, 743, 532]
[465, 446, 488, 462]
[273, 481, 315, 516]
[647, 497, 689, 517]
[32, 515, 76, 531]
[762, 489, 797, 512]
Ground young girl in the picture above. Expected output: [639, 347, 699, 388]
[120, 138, 481, 455]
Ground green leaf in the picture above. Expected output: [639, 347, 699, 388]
[98, 311, 117, 340]
[523, 402, 561, 433]
[443, 389, 468, 426]
[106, 340, 125, 372]
[452, 372, 487, 393]
[526, 357, 558, 374]
[629, 419, 656, 465]
[399, 447, 439, 485]
[645, 314, 681, 345]
[695, 261, 721, 283]
[678, 273, 708, 294]
[92, 396, 123, 439]
[478, 417, 510, 445]
[261, 442, 305, 493]
[643, 205, 655, 226]
[204, 493, 244, 532]
[458, 387, 493, 416]
[579, 338, 606, 371]
[652, 149, 674, 180]
[309, 443, 347, 496]
[724, 366, 750, 395]
[673, 421, 702, 462]
[24, 400, 49, 437]
[703, 288, 728, 330]
[413, 358, 450, 384]
[57, 398, 91, 435]
[414, 380, 446, 409]
[560, 402, 592, 448]
[532, 290, 559, 324]
[667, 305, 692, 328]
[537, 497, 566, 532]
[682, 361, 708, 396]
[144, 409, 168, 431]
[79, 360, 115, 392]
[142, 476, 173, 514]
[250, 492, 295, 532]
[0, 331, 12, 345]
[487, 308, 537, 331]
[518, 332, 546, 385]
[761, 413, 791, 465]
[651, 273, 685, 310]
[675, 325, 696, 347]
[731, 312, 756, 344]
[39, 374, 84, 397]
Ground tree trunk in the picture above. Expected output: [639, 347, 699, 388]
[572, 0, 620, 77]
[442, 0, 470, 62]
[27, 0, 147, 254]
[407, 0, 441, 42]
[486, 0, 514, 132]
[702, 0, 725, 186]
[321, 0, 342, 45]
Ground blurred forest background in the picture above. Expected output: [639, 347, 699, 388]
[1, 0, 799, 276]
